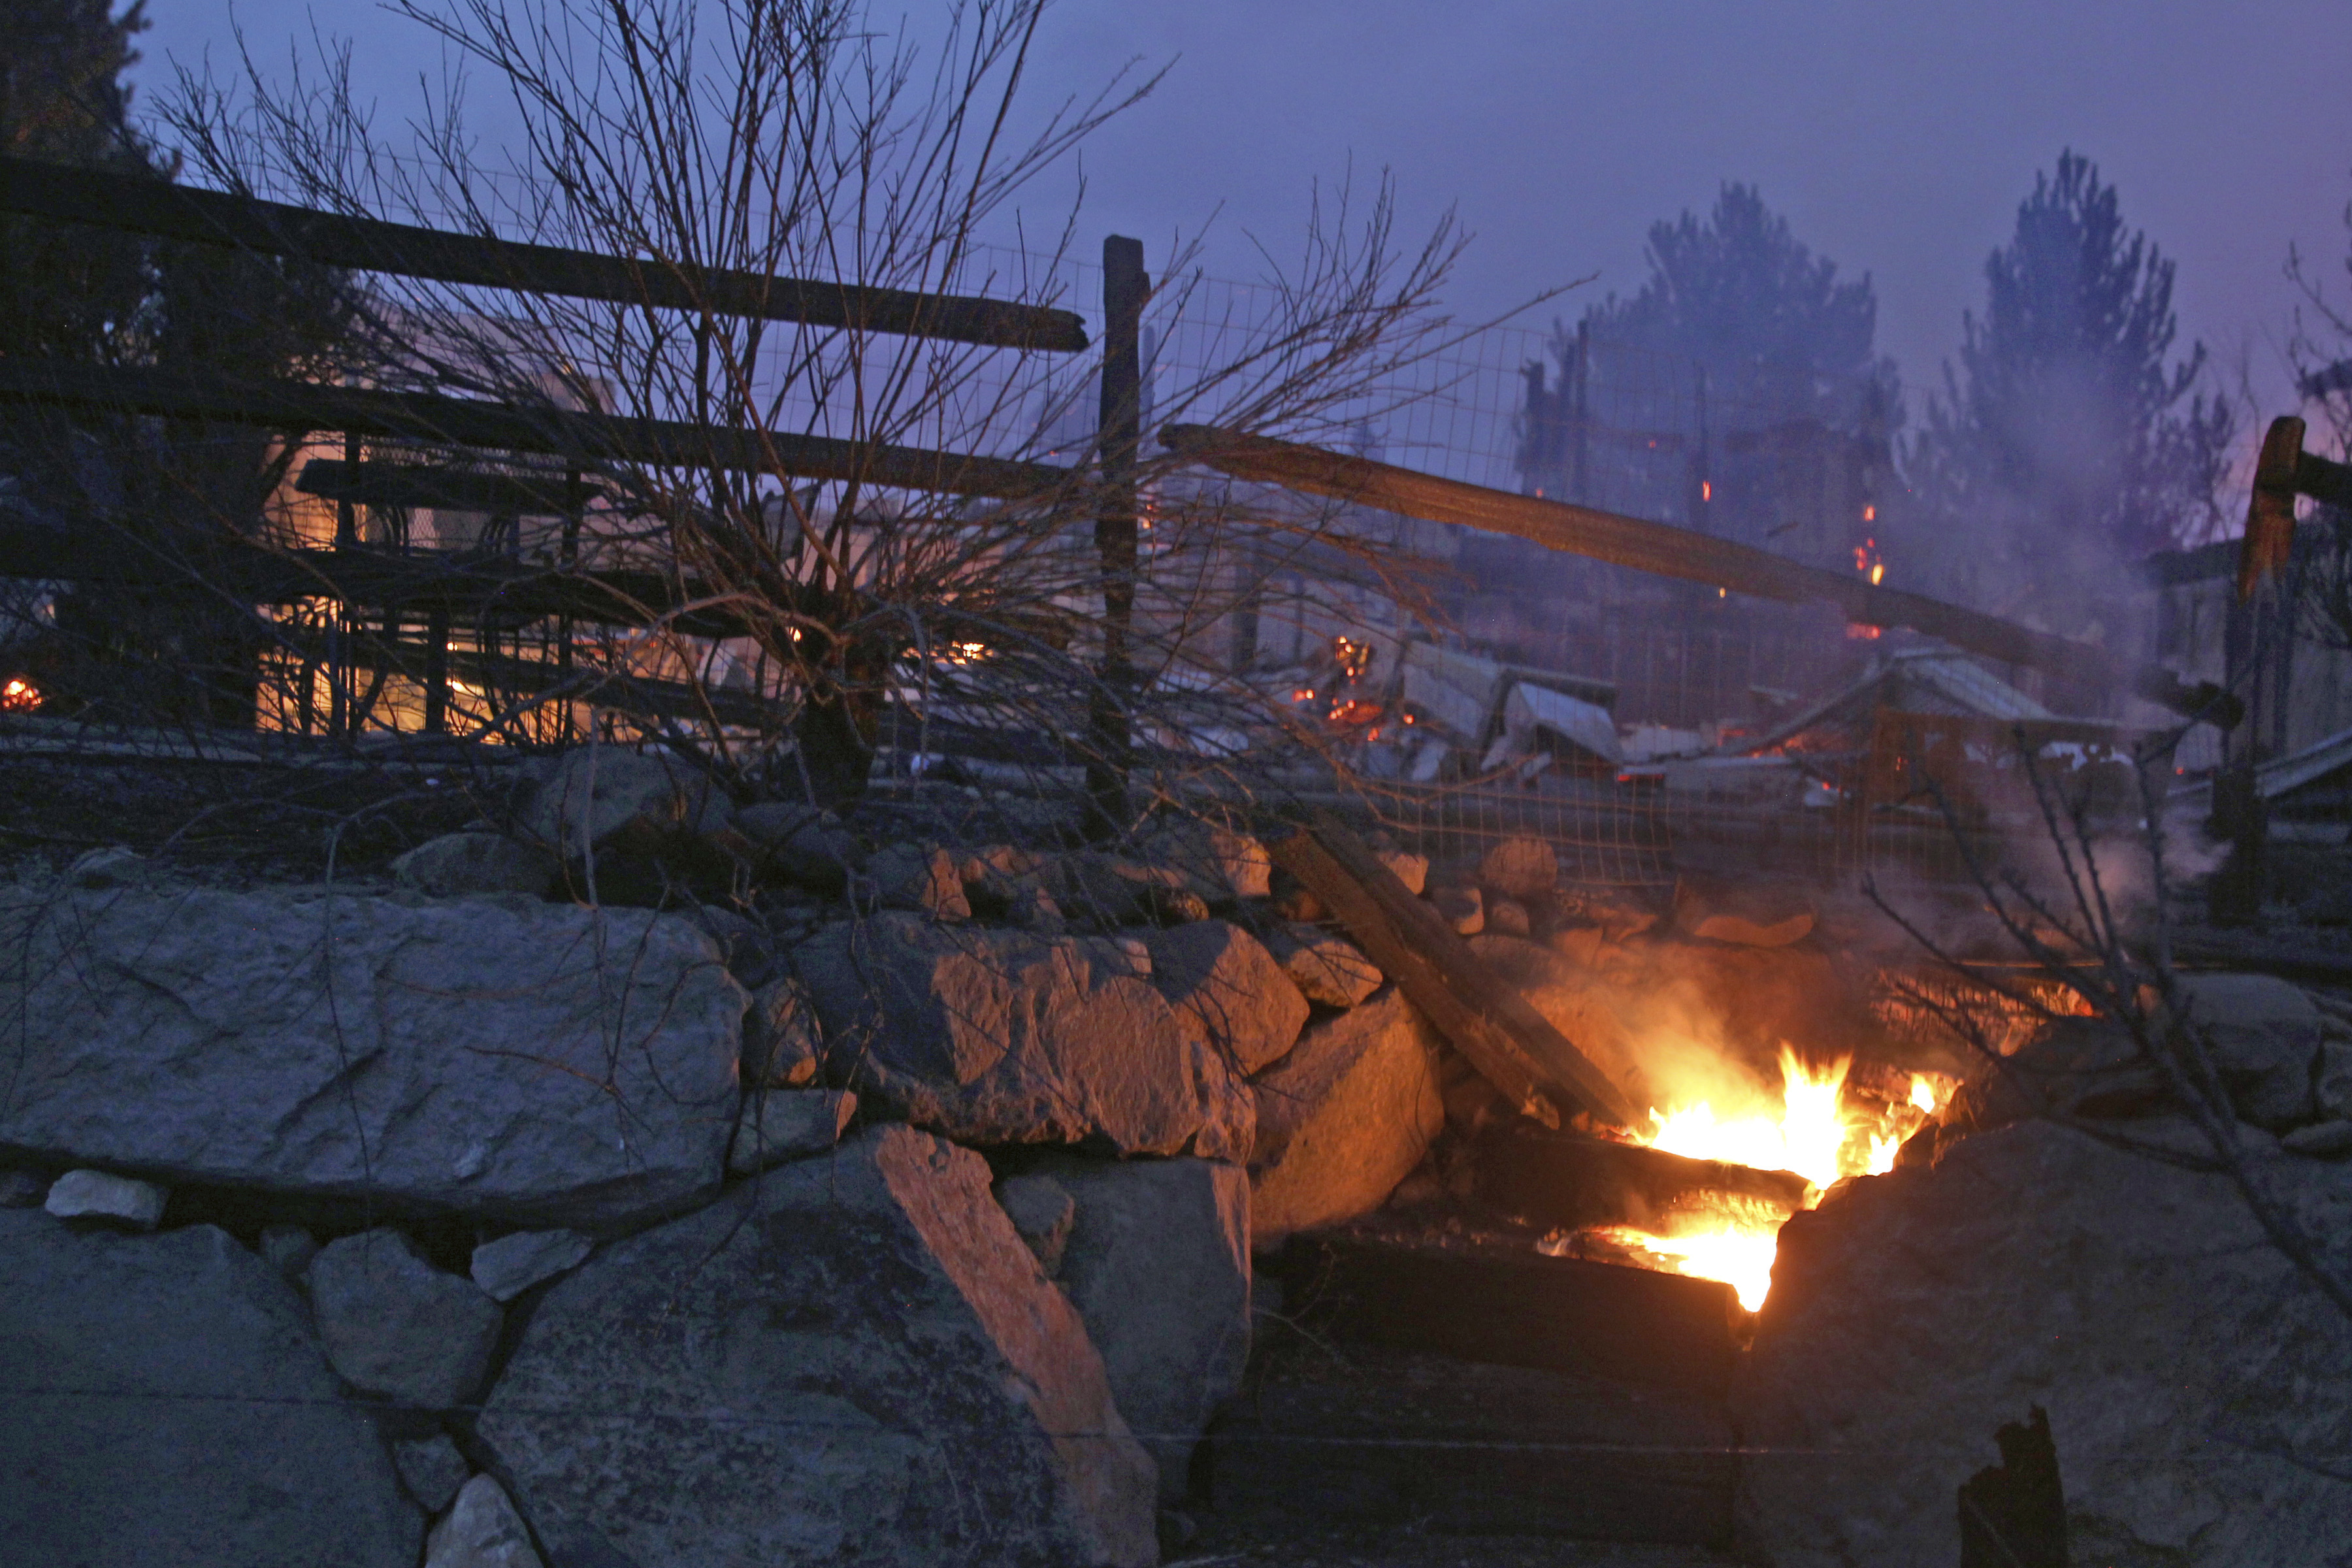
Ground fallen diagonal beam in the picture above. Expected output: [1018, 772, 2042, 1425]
[1268, 816, 1636, 1131]
[1162, 423, 2235, 726]
[0, 360, 1071, 501]
[0, 154, 1088, 352]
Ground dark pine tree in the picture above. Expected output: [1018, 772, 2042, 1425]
[1582, 182, 1894, 429]
[0, 0, 166, 365]
[1516, 184, 1899, 572]
[1911, 150, 2233, 619]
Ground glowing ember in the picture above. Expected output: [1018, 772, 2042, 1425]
[1, 676, 37, 712]
[1603, 1050, 1953, 1311]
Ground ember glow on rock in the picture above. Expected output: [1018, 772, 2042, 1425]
[1603, 1049, 1955, 1311]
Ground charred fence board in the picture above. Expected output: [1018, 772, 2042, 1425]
[0, 361, 1072, 500]
[1162, 423, 2234, 725]
[0, 154, 1088, 352]
[1269, 816, 1637, 1130]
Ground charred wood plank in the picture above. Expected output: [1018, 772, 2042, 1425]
[1478, 1122, 1812, 1235]
[0, 360, 1072, 500]
[1203, 1347, 1733, 1544]
[0, 155, 1088, 352]
[1162, 423, 2236, 727]
[1268, 815, 1636, 1130]
[1278, 1233, 1740, 1396]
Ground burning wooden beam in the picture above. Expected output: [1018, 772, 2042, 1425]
[1267, 815, 1637, 1131]
[1161, 423, 2236, 726]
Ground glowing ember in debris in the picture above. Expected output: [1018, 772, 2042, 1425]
[1, 676, 37, 712]
[1602, 1051, 1954, 1311]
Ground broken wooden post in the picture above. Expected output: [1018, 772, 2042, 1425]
[1267, 814, 1637, 1131]
[1085, 235, 1148, 839]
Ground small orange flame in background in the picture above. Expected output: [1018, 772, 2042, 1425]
[1597, 1049, 1955, 1311]
[1, 676, 38, 713]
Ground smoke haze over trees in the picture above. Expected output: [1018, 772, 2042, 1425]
[1579, 182, 1899, 435]
[1907, 150, 2234, 622]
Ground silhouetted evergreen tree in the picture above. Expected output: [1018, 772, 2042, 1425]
[1910, 150, 2232, 615]
[1582, 182, 1896, 429]
[0, 1, 363, 725]
[0, 0, 167, 364]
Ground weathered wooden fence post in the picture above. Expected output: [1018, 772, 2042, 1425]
[1086, 235, 1149, 838]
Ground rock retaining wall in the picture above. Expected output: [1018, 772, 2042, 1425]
[0, 800, 1484, 1564]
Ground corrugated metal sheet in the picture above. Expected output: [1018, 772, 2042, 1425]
[1742, 649, 2052, 753]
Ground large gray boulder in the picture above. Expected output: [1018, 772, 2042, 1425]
[0, 886, 745, 1230]
[44, 1168, 167, 1228]
[1735, 1118, 2352, 1567]
[1043, 1156, 1253, 1503]
[865, 843, 973, 921]
[391, 832, 557, 898]
[1248, 986, 1445, 1243]
[478, 1126, 1157, 1567]
[424, 1475, 544, 1568]
[728, 1087, 857, 1175]
[1145, 920, 1309, 1073]
[1128, 816, 1273, 902]
[1264, 923, 1383, 1009]
[309, 1228, 504, 1409]
[470, 1229, 595, 1303]
[522, 747, 728, 858]
[797, 913, 1254, 1160]
[0, 1210, 421, 1566]
[2170, 973, 2323, 1129]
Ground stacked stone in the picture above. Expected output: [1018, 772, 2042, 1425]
[0, 764, 1456, 1565]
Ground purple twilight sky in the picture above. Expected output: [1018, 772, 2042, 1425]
[141, 1, 2352, 439]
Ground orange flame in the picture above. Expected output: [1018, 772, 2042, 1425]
[1600, 1051, 1953, 1311]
